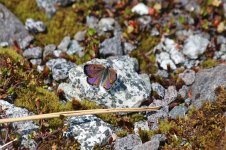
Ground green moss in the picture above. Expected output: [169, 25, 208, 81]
[201, 59, 219, 68]
[15, 87, 73, 127]
[138, 129, 155, 143]
[116, 130, 128, 137]
[157, 88, 226, 149]
[130, 36, 160, 74]
[0, 48, 24, 62]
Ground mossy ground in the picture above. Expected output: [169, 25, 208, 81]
[137, 87, 226, 149]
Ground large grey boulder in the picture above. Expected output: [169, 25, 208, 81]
[0, 4, 31, 45]
[58, 56, 151, 108]
[191, 65, 226, 108]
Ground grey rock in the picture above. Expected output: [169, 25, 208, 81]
[67, 40, 83, 55]
[23, 47, 42, 59]
[151, 27, 160, 36]
[0, 4, 31, 45]
[99, 31, 123, 56]
[131, 3, 149, 15]
[164, 86, 178, 104]
[156, 52, 177, 70]
[52, 61, 75, 81]
[183, 34, 209, 59]
[25, 18, 46, 33]
[155, 70, 169, 78]
[176, 30, 193, 41]
[217, 35, 226, 45]
[147, 106, 169, 130]
[133, 134, 166, 150]
[58, 56, 150, 108]
[169, 105, 188, 119]
[43, 44, 56, 59]
[140, 74, 152, 93]
[64, 115, 112, 150]
[46, 58, 67, 69]
[36, 0, 74, 18]
[53, 49, 63, 57]
[123, 42, 136, 54]
[137, 16, 152, 28]
[0, 41, 9, 47]
[58, 36, 71, 51]
[18, 35, 34, 49]
[0, 100, 38, 149]
[179, 69, 196, 85]
[86, 16, 98, 29]
[134, 121, 150, 135]
[30, 59, 42, 65]
[178, 85, 189, 99]
[98, 17, 115, 32]
[185, 98, 191, 106]
[114, 134, 142, 150]
[74, 30, 86, 41]
[191, 65, 226, 108]
[152, 82, 165, 98]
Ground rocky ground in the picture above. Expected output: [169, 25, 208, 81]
[0, 0, 225, 150]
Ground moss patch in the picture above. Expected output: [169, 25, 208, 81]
[157, 87, 226, 149]
[201, 58, 219, 68]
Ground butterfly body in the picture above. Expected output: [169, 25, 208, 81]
[84, 64, 117, 90]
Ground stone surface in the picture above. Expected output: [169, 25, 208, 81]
[134, 121, 150, 135]
[123, 42, 136, 54]
[86, 16, 98, 29]
[64, 115, 112, 150]
[133, 134, 166, 150]
[52, 61, 75, 81]
[58, 56, 151, 108]
[169, 105, 188, 119]
[98, 17, 115, 32]
[74, 30, 86, 41]
[0, 4, 31, 45]
[30, 59, 42, 65]
[99, 31, 123, 57]
[183, 34, 209, 59]
[43, 44, 56, 59]
[179, 69, 196, 85]
[0, 42, 8, 47]
[152, 82, 165, 98]
[131, 3, 149, 15]
[25, 18, 46, 33]
[58, 36, 71, 51]
[191, 64, 226, 108]
[23, 47, 42, 59]
[36, 0, 74, 17]
[0, 100, 38, 149]
[67, 40, 83, 55]
[178, 85, 189, 99]
[164, 86, 178, 104]
[46, 58, 75, 81]
[18, 35, 34, 50]
[114, 134, 142, 150]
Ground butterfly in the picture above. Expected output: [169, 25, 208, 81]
[84, 64, 117, 90]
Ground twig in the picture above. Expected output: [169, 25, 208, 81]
[0, 107, 160, 124]
[0, 138, 17, 150]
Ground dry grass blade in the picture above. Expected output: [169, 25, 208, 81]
[0, 107, 160, 124]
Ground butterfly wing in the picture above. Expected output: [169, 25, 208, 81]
[84, 64, 105, 86]
[102, 68, 117, 90]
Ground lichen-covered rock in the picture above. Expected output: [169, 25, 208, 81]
[18, 35, 34, 50]
[191, 64, 226, 108]
[46, 58, 75, 81]
[98, 17, 115, 32]
[133, 134, 166, 150]
[0, 4, 31, 45]
[99, 31, 123, 56]
[152, 82, 165, 98]
[134, 121, 150, 135]
[43, 44, 56, 59]
[23, 47, 42, 59]
[58, 56, 151, 108]
[114, 134, 142, 150]
[123, 42, 136, 54]
[179, 69, 196, 85]
[58, 36, 71, 51]
[183, 34, 209, 59]
[25, 18, 46, 33]
[0, 100, 38, 149]
[52, 61, 75, 81]
[64, 115, 112, 150]
[67, 40, 83, 55]
[169, 105, 188, 119]
[164, 86, 178, 104]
